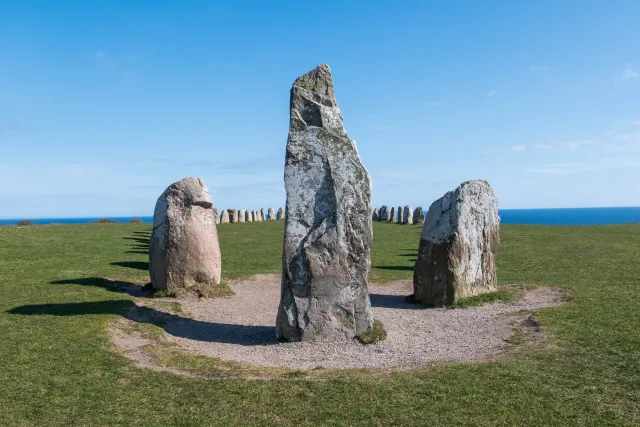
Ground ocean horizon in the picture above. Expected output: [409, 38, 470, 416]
[1, 206, 640, 226]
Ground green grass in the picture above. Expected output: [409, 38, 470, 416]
[0, 221, 639, 425]
[451, 289, 520, 308]
[356, 319, 388, 344]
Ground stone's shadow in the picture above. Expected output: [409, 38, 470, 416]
[8, 300, 277, 347]
[123, 237, 150, 244]
[8, 300, 135, 316]
[372, 266, 414, 271]
[50, 277, 152, 298]
[111, 261, 149, 271]
[369, 293, 422, 310]
[123, 232, 150, 255]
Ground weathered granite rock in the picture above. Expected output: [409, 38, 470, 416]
[372, 207, 380, 221]
[397, 206, 404, 224]
[227, 209, 238, 223]
[268, 207, 275, 220]
[246, 210, 252, 222]
[389, 206, 396, 223]
[413, 180, 500, 306]
[276, 64, 374, 342]
[379, 205, 389, 221]
[258, 208, 264, 221]
[254, 210, 261, 221]
[277, 207, 284, 220]
[413, 206, 424, 224]
[212, 207, 219, 224]
[238, 209, 246, 223]
[403, 205, 413, 224]
[149, 177, 221, 290]
[220, 210, 230, 223]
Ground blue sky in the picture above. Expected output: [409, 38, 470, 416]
[1, 0, 640, 218]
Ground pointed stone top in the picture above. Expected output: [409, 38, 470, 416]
[293, 64, 334, 99]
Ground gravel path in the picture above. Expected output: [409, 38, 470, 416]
[135, 275, 565, 370]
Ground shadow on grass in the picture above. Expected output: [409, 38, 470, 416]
[8, 299, 276, 346]
[111, 261, 149, 271]
[372, 266, 414, 271]
[123, 232, 150, 255]
[50, 277, 152, 298]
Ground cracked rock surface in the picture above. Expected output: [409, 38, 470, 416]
[277, 64, 373, 342]
[413, 180, 500, 306]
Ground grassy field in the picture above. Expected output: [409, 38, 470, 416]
[0, 221, 638, 426]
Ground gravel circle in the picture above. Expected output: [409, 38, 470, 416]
[140, 275, 565, 370]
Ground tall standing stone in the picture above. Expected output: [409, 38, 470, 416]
[403, 205, 413, 224]
[277, 207, 284, 220]
[389, 206, 396, 223]
[397, 206, 404, 224]
[149, 177, 221, 290]
[277, 64, 374, 342]
[413, 206, 424, 224]
[212, 207, 219, 224]
[413, 180, 500, 306]
[372, 207, 380, 221]
[238, 209, 246, 223]
[220, 210, 230, 223]
[267, 207, 275, 220]
[255, 210, 262, 221]
[246, 210, 252, 222]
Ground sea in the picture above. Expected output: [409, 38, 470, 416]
[1, 207, 640, 226]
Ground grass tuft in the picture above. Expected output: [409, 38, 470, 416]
[356, 319, 387, 344]
[451, 289, 519, 308]
[153, 282, 234, 299]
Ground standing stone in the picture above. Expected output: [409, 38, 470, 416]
[238, 209, 246, 223]
[403, 205, 413, 224]
[253, 210, 260, 221]
[380, 205, 389, 221]
[268, 207, 275, 220]
[277, 64, 374, 342]
[277, 207, 284, 220]
[149, 177, 221, 290]
[212, 207, 219, 224]
[413, 206, 424, 224]
[389, 206, 396, 223]
[397, 206, 404, 224]
[226, 209, 238, 223]
[220, 210, 230, 223]
[372, 207, 380, 221]
[413, 180, 500, 306]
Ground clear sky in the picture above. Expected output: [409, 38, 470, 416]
[1, 0, 639, 218]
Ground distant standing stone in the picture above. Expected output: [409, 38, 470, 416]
[228, 209, 239, 223]
[149, 177, 221, 290]
[220, 210, 230, 223]
[413, 180, 500, 306]
[268, 207, 275, 220]
[246, 210, 252, 222]
[259, 208, 264, 221]
[277, 207, 284, 220]
[380, 205, 389, 221]
[403, 205, 413, 224]
[238, 209, 246, 223]
[397, 206, 404, 224]
[390, 207, 396, 223]
[212, 207, 219, 224]
[413, 206, 424, 224]
[372, 207, 380, 221]
[277, 64, 374, 342]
